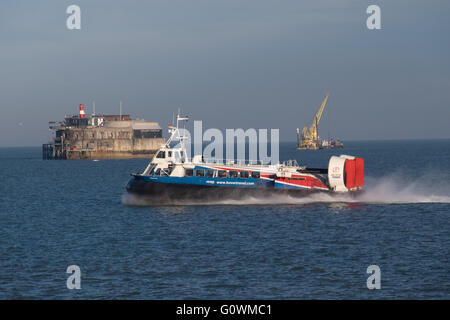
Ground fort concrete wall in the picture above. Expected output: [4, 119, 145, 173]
[44, 121, 165, 160]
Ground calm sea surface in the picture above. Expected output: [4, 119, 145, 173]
[0, 141, 449, 299]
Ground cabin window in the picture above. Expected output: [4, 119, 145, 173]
[168, 151, 172, 157]
[154, 168, 161, 176]
[196, 169, 205, 177]
[218, 170, 227, 178]
[251, 171, 260, 178]
[240, 171, 249, 179]
[206, 169, 215, 177]
[185, 169, 194, 176]
[162, 169, 170, 176]
[156, 151, 166, 159]
[148, 164, 157, 175]
[229, 171, 238, 178]
[291, 177, 306, 181]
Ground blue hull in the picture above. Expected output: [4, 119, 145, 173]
[126, 174, 326, 203]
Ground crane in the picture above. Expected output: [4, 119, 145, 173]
[296, 92, 329, 150]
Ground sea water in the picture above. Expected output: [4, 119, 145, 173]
[0, 140, 449, 299]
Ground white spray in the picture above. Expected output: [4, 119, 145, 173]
[122, 172, 450, 206]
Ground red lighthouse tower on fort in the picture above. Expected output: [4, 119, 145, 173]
[79, 104, 85, 119]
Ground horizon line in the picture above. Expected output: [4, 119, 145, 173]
[2, 137, 450, 148]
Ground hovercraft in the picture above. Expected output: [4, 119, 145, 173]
[126, 114, 364, 201]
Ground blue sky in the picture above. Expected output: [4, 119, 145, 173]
[0, 0, 449, 146]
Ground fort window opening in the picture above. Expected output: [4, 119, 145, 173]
[133, 129, 163, 139]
